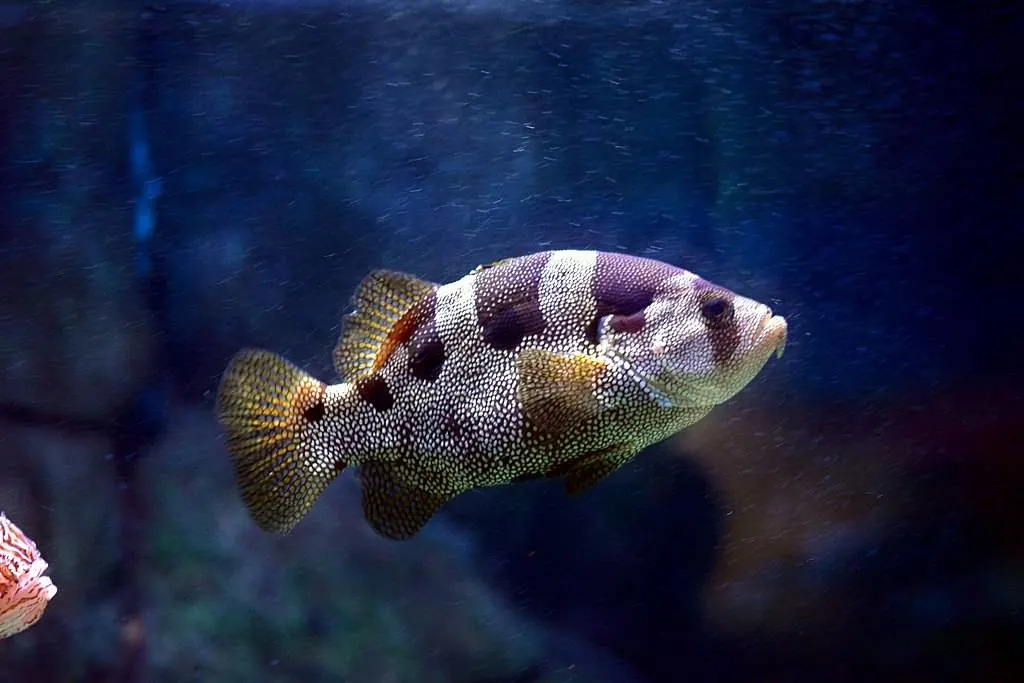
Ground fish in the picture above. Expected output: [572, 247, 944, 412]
[0, 512, 57, 639]
[215, 250, 787, 540]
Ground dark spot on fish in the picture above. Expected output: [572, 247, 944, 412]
[610, 310, 646, 334]
[481, 303, 546, 351]
[594, 252, 676, 315]
[408, 319, 445, 381]
[475, 252, 548, 351]
[696, 285, 739, 363]
[443, 411, 466, 441]
[710, 322, 740, 364]
[302, 400, 325, 423]
[358, 376, 394, 412]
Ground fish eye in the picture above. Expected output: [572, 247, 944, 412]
[700, 297, 729, 320]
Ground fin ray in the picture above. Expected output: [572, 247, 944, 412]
[216, 349, 341, 534]
[333, 270, 436, 381]
[358, 461, 451, 540]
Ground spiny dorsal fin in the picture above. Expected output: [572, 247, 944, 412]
[516, 349, 605, 437]
[357, 461, 451, 540]
[469, 257, 513, 275]
[333, 269, 437, 382]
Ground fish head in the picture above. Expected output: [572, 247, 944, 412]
[597, 272, 787, 409]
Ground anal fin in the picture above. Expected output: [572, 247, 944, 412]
[357, 461, 452, 541]
[516, 349, 605, 436]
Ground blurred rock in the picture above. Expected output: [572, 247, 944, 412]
[680, 391, 904, 639]
[443, 372, 1024, 681]
[140, 405, 638, 683]
[679, 381, 1024, 646]
[0, 419, 122, 681]
[0, 3, 155, 421]
[147, 6, 555, 396]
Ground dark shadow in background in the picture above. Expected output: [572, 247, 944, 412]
[451, 407, 1024, 683]
[448, 444, 725, 683]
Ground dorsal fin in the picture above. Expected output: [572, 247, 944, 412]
[333, 269, 437, 381]
[469, 257, 513, 274]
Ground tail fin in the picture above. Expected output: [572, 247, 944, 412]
[215, 349, 342, 534]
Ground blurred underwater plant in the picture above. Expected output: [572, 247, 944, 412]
[0, 512, 57, 639]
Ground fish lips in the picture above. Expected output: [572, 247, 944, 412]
[758, 314, 788, 359]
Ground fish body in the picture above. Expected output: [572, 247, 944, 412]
[216, 250, 787, 540]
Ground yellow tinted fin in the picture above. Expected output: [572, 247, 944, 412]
[357, 462, 450, 541]
[333, 270, 436, 381]
[216, 349, 341, 534]
[515, 349, 605, 436]
[557, 444, 635, 496]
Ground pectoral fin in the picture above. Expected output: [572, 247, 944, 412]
[515, 348, 606, 436]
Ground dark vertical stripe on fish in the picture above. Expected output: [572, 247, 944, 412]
[408, 317, 445, 381]
[588, 252, 679, 343]
[694, 281, 740, 364]
[474, 251, 549, 351]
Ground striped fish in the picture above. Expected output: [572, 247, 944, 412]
[0, 512, 57, 639]
[216, 250, 787, 540]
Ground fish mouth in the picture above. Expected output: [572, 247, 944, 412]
[758, 313, 788, 359]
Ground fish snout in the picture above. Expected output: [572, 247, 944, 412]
[759, 311, 788, 359]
